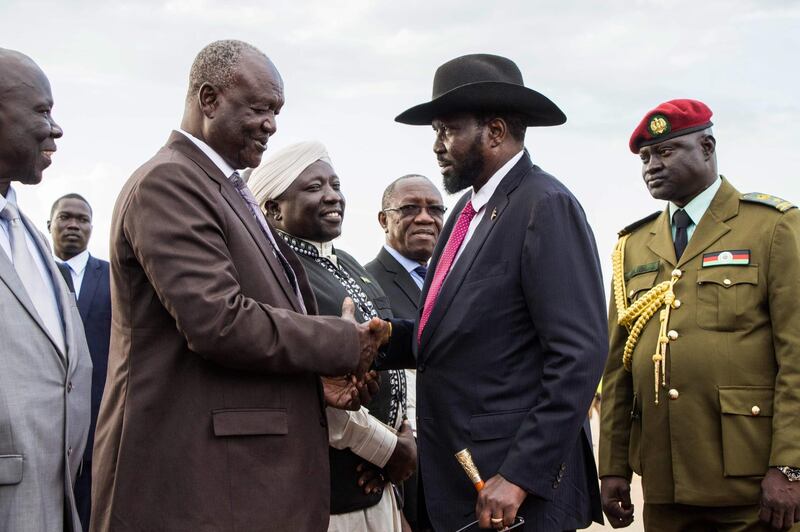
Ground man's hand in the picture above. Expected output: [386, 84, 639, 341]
[476, 474, 527, 529]
[323, 370, 379, 411]
[321, 375, 360, 410]
[341, 298, 389, 379]
[384, 420, 416, 483]
[601, 476, 635, 528]
[760, 468, 800, 530]
[356, 462, 387, 495]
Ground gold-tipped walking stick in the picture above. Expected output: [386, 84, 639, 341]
[455, 448, 485, 491]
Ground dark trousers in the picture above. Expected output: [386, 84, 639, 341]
[644, 503, 800, 532]
[74, 461, 92, 531]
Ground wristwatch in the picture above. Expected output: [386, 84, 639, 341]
[777, 466, 800, 482]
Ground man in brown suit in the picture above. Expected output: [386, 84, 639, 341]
[91, 40, 386, 532]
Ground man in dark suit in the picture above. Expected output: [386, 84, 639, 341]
[365, 174, 444, 529]
[48, 193, 110, 531]
[90, 40, 386, 532]
[390, 54, 608, 531]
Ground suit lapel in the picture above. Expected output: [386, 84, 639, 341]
[419, 154, 529, 354]
[378, 248, 419, 310]
[169, 133, 304, 313]
[77, 256, 101, 322]
[677, 180, 738, 267]
[22, 213, 71, 364]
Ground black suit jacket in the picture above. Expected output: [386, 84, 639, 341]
[364, 247, 421, 319]
[384, 153, 607, 531]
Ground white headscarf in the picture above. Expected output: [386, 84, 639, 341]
[249, 140, 332, 208]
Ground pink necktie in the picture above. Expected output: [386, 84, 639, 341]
[418, 201, 477, 341]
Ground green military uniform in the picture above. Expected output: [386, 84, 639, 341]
[599, 178, 800, 512]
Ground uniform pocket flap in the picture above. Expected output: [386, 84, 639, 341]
[469, 409, 528, 441]
[212, 408, 288, 436]
[698, 265, 758, 288]
[0, 454, 23, 485]
[719, 386, 774, 416]
[625, 270, 658, 299]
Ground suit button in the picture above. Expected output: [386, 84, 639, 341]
[667, 330, 679, 340]
[67, 381, 73, 393]
[67, 447, 72, 456]
[668, 389, 679, 400]
[552, 481, 559, 489]
[751, 405, 761, 416]
[560, 464, 567, 471]
[418, 364, 426, 372]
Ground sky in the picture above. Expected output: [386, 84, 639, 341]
[4, 0, 800, 290]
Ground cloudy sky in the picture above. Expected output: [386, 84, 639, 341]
[4, 0, 799, 288]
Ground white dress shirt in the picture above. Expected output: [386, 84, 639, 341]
[668, 176, 723, 242]
[58, 249, 90, 296]
[453, 150, 524, 264]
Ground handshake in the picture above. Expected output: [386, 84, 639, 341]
[322, 297, 393, 411]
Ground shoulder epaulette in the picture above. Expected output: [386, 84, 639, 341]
[618, 211, 661, 237]
[741, 193, 796, 212]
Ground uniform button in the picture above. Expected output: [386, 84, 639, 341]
[673, 299, 682, 308]
[552, 482, 559, 489]
[671, 269, 682, 278]
[667, 330, 679, 340]
[629, 289, 635, 298]
[723, 278, 732, 286]
[751, 405, 761, 416]
[67, 381, 73, 393]
[557, 471, 563, 479]
[560, 464, 567, 471]
[67, 447, 72, 456]
[668, 389, 679, 400]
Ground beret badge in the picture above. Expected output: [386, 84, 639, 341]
[648, 114, 670, 137]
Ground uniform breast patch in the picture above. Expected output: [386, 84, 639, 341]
[702, 250, 750, 267]
[625, 261, 660, 280]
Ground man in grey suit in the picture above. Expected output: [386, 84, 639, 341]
[0, 48, 92, 532]
[365, 174, 444, 530]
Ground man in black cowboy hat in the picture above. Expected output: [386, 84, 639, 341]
[390, 54, 607, 531]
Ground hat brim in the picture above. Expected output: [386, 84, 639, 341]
[395, 82, 566, 126]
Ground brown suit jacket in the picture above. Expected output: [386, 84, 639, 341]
[91, 132, 359, 532]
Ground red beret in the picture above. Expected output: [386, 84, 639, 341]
[629, 99, 713, 153]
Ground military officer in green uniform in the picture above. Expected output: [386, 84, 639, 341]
[599, 99, 800, 531]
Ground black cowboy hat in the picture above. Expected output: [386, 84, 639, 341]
[395, 54, 566, 126]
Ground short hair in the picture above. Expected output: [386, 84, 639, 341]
[474, 111, 527, 142]
[381, 174, 435, 210]
[50, 193, 92, 219]
[186, 40, 266, 101]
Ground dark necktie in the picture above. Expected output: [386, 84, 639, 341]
[413, 265, 428, 281]
[227, 171, 306, 314]
[672, 208, 691, 260]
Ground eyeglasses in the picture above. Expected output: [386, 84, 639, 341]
[383, 204, 448, 219]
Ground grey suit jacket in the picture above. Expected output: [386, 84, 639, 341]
[0, 208, 92, 532]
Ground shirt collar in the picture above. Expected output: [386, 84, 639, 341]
[0, 185, 18, 216]
[470, 150, 524, 212]
[668, 176, 723, 226]
[178, 129, 238, 178]
[61, 249, 90, 275]
[383, 244, 423, 274]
